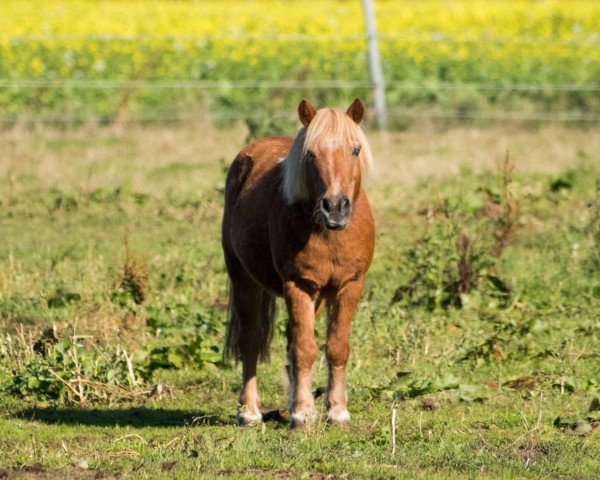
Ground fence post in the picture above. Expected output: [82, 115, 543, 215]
[361, 0, 387, 129]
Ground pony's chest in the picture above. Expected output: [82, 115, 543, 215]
[270, 194, 375, 291]
[282, 233, 371, 290]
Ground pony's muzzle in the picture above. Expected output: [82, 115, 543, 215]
[320, 195, 351, 230]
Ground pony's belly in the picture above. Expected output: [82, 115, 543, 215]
[240, 254, 284, 296]
[229, 223, 284, 296]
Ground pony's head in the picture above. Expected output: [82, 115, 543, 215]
[282, 98, 373, 231]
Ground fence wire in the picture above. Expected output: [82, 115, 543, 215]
[1, 79, 600, 92]
[3, 109, 599, 125]
[3, 33, 600, 47]
[1, 31, 599, 125]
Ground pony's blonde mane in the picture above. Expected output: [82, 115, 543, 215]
[282, 108, 374, 203]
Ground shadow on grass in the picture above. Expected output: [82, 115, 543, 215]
[17, 406, 231, 428]
[16, 406, 290, 428]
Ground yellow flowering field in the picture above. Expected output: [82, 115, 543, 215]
[0, 0, 599, 124]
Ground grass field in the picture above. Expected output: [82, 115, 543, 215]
[1, 122, 600, 479]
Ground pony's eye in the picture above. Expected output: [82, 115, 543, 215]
[304, 150, 315, 161]
[352, 146, 361, 156]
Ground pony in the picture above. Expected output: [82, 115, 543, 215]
[221, 98, 375, 429]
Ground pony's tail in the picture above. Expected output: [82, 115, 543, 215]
[224, 285, 277, 363]
[257, 290, 277, 361]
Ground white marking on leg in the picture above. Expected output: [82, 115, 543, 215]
[326, 408, 350, 425]
[288, 379, 296, 413]
[291, 409, 317, 426]
[238, 408, 263, 425]
[290, 412, 305, 425]
[326, 365, 349, 425]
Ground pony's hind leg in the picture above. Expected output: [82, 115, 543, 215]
[324, 277, 365, 426]
[228, 273, 265, 425]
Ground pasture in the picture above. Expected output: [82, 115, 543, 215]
[0, 122, 599, 479]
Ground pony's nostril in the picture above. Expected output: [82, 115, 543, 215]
[338, 196, 351, 216]
[321, 197, 334, 214]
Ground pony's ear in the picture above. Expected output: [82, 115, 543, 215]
[298, 99, 317, 127]
[346, 98, 365, 124]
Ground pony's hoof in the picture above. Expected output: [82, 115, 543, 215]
[289, 411, 315, 430]
[326, 409, 350, 427]
[237, 410, 262, 426]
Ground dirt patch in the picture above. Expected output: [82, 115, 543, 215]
[246, 469, 294, 478]
[503, 375, 541, 390]
[513, 439, 550, 466]
[225, 469, 349, 479]
[161, 461, 177, 472]
[5, 465, 117, 480]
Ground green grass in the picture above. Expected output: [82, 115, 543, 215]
[0, 124, 599, 479]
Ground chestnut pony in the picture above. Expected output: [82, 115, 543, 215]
[222, 99, 375, 428]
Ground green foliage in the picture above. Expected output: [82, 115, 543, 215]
[392, 156, 518, 311]
[142, 302, 225, 372]
[367, 371, 487, 404]
[584, 180, 600, 282]
[0, 327, 150, 404]
[47, 286, 81, 309]
[49, 189, 78, 214]
[144, 338, 220, 372]
[554, 398, 600, 435]
[549, 169, 576, 193]
[397, 374, 487, 403]
[0, 300, 226, 404]
[392, 197, 510, 310]
[88, 186, 125, 204]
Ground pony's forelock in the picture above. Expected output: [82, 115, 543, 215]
[282, 108, 373, 204]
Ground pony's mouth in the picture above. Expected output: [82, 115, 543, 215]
[323, 218, 348, 231]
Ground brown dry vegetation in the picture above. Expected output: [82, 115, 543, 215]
[2, 123, 598, 196]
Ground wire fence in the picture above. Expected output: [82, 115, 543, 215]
[1, 79, 600, 92]
[1, 32, 599, 126]
[2, 80, 599, 124]
[4, 109, 599, 125]
[4, 33, 600, 47]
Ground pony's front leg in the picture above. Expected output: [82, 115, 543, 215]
[325, 278, 364, 426]
[284, 281, 318, 429]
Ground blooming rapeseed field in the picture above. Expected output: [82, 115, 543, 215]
[0, 0, 599, 124]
